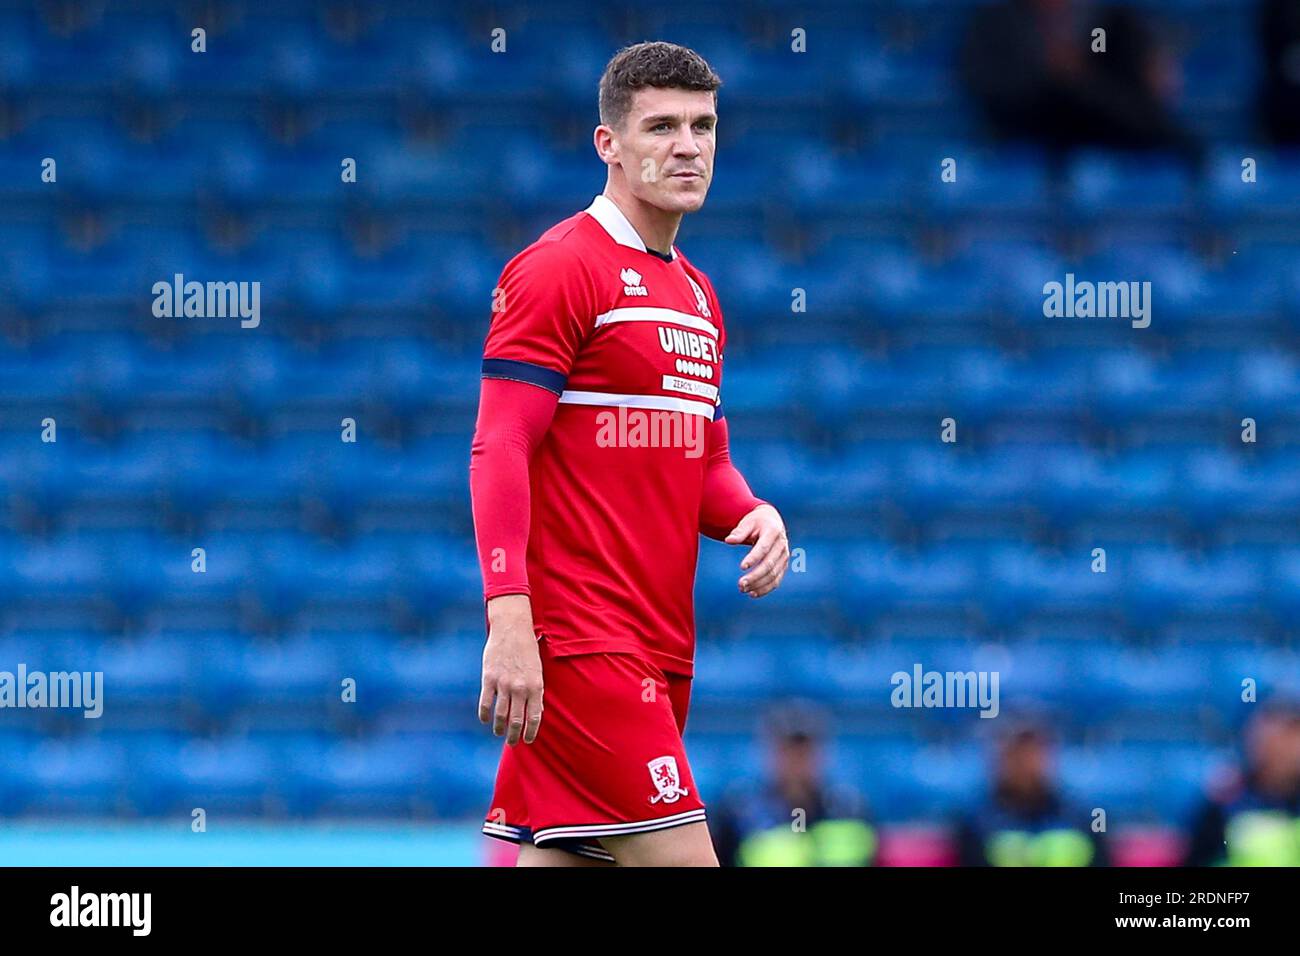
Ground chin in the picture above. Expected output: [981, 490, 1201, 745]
[664, 187, 708, 213]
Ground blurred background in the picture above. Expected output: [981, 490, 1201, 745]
[1, 0, 1299, 866]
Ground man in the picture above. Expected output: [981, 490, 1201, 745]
[954, 723, 1108, 866]
[1260, 0, 1300, 144]
[710, 701, 876, 867]
[469, 41, 788, 867]
[959, 0, 1199, 159]
[1186, 701, 1300, 866]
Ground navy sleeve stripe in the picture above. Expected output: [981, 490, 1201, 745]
[481, 358, 567, 396]
[714, 401, 725, 421]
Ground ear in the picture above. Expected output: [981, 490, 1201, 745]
[593, 124, 619, 166]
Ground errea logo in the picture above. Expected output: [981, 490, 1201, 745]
[621, 268, 647, 297]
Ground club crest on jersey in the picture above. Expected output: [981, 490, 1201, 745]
[685, 275, 711, 318]
[621, 267, 648, 297]
[647, 756, 689, 804]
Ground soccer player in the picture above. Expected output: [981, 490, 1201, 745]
[470, 41, 788, 867]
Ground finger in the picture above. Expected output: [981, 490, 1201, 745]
[747, 550, 788, 596]
[763, 540, 792, 594]
[740, 526, 780, 575]
[478, 680, 495, 724]
[772, 551, 790, 588]
[505, 685, 528, 746]
[742, 538, 789, 594]
[725, 513, 756, 545]
[740, 539, 768, 573]
[748, 565, 785, 596]
[523, 687, 544, 744]
[743, 563, 781, 596]
[492, 684, 511, 737]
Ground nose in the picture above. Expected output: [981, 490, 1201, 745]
[673, 128, 702, 159]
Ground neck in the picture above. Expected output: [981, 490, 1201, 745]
[603, 178, 682, 256]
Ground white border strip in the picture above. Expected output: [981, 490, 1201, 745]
[584, 195, 679, 261]
[534, 808, 707, 843]
[595, 306, 718, 340]
[571, 845, 617, 862]
[481, 822, 616, 862]
[662, 375, 719, 402]
[557, 390, 716, 421]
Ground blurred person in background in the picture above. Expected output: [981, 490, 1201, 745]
[1186, 700, 1300, 866]
[710, 701, 876, 866]
[954, 723, 1109, 866]
[960, 0, 1199, 159]
[1259, 0, 1300, 143]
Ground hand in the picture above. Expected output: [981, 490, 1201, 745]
[478, 594, 544, 745]
[725, 503, 789, 598]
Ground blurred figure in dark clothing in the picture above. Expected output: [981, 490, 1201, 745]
[955, 723, 1109, 866]
[1186, 701, 1300, 866]
[710, 700, 876, 866]
[960, 0, 1199, 158]
[1260, 0, 1300, 143]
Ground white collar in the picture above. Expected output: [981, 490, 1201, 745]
[584, 194, 678, 260]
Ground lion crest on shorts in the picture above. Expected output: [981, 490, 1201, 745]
[647, 755, 690, 804]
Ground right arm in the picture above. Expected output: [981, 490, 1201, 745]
[469, 239, 595, 745]
[470, 376, 559, 745]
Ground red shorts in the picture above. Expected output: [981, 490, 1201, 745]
[481, 640, 706, 863]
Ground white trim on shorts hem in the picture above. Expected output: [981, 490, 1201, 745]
[532, 807, 707, 844]
[481, 821, 615, 862]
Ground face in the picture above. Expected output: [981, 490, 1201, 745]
[999, 738, 1050, 789]
[1247, 715, 1300, 787]
[771, 736, 821, 788]
[600, 86, 716, 214]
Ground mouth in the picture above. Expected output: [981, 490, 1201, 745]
[669, 171, 703, 181]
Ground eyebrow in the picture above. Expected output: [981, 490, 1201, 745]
[642, 113, 717, 126]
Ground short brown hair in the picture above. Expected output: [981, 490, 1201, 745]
[598, 41, 722, 131]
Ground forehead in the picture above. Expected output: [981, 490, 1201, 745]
[627, 86, 717, 121]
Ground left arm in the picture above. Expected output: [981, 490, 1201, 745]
[699, 415, 789, 597]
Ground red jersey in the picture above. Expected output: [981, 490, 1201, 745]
[478, 194, 737, 676]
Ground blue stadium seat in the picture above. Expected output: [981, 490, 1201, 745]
[19, 737, 129, 815]
[1207, 149, 1300, 221]
[1066, 152, 1196, 217]
[920, 148, 1052, 217]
